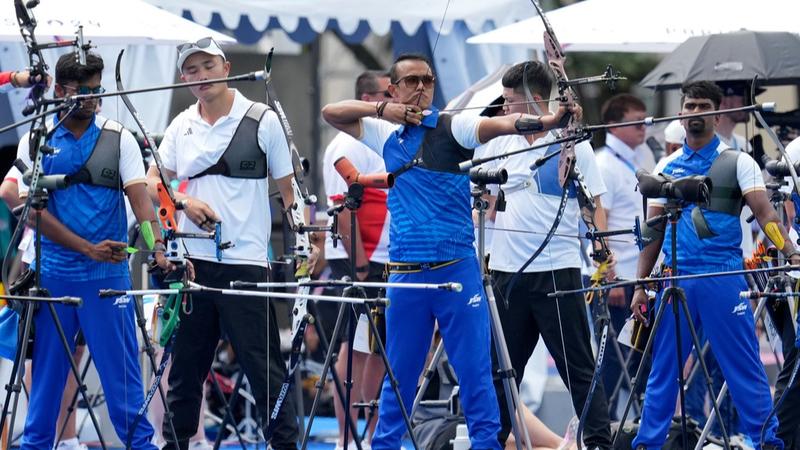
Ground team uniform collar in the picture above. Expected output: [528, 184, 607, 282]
[682, 135, 721, 161]
[51, 112, 96, 139]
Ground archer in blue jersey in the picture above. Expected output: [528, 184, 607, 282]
[322, 53, 576, 449]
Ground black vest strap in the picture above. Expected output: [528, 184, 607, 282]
[190, 103, 269, 180]
[70, 119, 123, 190]
[692, 148, 744, 239]
[391, 114, 474, 178]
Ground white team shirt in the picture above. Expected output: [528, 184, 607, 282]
[322, 131, 390, 263]
[157, 89, 293, 266]
[479, 133, 607, 272]
[596, 134, 645, 279]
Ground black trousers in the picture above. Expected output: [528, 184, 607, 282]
[769, 299, 800, 449]
[163, 259, 298, 450]
[317, 259, 386, 345]
[492, 268, 612, 448]
[590, 285, 645, 420]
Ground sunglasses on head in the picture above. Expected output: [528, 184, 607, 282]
[177, 37, 217, 53]
[393, 74, 436, 89]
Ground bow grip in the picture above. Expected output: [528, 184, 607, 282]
[156, 182, 177, 232]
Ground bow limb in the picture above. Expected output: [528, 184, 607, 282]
[527, 4, 605, 446]
[262, 49, 312, 335]
[114, 50, 180, 234]
[14, 0, 48, 110]
[528, 0, 579, 188]
[575, 259, 610, 444]
[261, 49, 318, 442]
[751, 86, 800, 197]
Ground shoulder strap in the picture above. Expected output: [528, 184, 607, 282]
[69, 119, 123, 189]
[190, 103, 270, 179]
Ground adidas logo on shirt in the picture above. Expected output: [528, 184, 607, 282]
[184, 127, 193, 136]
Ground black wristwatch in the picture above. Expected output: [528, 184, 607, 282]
[355, 264, 370, 273]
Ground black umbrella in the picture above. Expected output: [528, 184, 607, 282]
[640, 31, 800, 90]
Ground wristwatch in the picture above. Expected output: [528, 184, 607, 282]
[355, 264, 369, 273]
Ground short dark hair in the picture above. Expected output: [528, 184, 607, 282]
[355, 70, 389, 99]
[601, 93, 646, 124]
[388, 53, 432, 84]
[681, 81, 723, 110]
[55, 52, 104, 85]
[501, 61, 554, 99]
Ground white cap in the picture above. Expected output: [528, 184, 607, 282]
[664, 119, 685, 144]
[176, 37, 226, 73]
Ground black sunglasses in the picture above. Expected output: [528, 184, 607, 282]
[393, 74, 436, 89]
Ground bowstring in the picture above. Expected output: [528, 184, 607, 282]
[114, 85, 132, 443]
[545, 171, 575, 422]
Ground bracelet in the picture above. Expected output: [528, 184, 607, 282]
[355, 264, 369, 273]
[376, 101, 388, 118]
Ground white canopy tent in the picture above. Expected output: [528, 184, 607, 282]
[0, 0, 236, 146]
[0, 0, 234, 44]
[467, 0, 800, 53]
[144, 0, 537, 37]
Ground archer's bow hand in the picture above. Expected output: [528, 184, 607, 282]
[181, 197, 219, 232]
[630, 288, 650, 326]
[293, 242, 320, 279]
[542, 101, 583, 130]
[307, 243, 320, 275]
[10, 70, 51, 89]
[153, 249, 177, 274]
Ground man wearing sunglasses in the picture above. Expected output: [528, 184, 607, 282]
[14, 52, 170, 449]
[322, 53, 577, 450]
[147, 37, 313, 450]
[322, 69, 392, 450]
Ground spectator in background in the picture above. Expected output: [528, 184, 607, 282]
[593, 93, 649, 419]
[663, 120, 685, 158]
[715, 82, 755, 153]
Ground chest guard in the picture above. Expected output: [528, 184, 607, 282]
[392, 114, 474, 177]
[70, 119, 123, 190]
[191, 102, 269, 180]
[691, 149, 744, 238]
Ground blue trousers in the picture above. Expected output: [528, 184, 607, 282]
[21, 276, 156, 450]
[632, 274, 780, 450]
[684, 340, 740, 436]
[372, 256, 501, 450]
